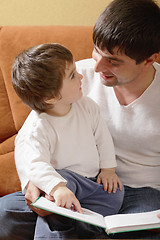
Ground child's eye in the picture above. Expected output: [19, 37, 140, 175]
[71, 72, 75, 79]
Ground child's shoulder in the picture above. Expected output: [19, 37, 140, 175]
[18, 110, 49, 135]
[78, 95, 97, 105]
[77, 96, 100, 113]
[15, 110, 54, 146]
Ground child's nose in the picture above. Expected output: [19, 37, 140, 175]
[79, 73, 83, 80]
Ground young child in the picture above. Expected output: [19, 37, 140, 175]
[12, 43, 123, 217]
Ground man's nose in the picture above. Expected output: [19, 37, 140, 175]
[94, 56, 107, 73]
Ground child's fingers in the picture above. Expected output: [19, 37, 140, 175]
[106, 179, 113, 193]
[96, 176, 101, 184]
[72, 199, 83, 214]
[117, 179, 123, 191]
[112, 180, 118, 193]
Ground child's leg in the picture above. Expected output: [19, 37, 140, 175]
[34, 169, 120, 239]
[57, 169, 124, 216]
[80, 183, 124, 216]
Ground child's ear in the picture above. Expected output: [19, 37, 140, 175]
[44, 97, 58, 104]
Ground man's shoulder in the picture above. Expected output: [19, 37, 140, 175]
[153, 62, 160, 72]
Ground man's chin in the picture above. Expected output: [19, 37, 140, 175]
[100, 77, 116, 87]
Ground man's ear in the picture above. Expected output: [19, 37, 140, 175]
[144, 53, 159, 67]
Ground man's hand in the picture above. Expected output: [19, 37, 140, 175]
[156, 213, 160, 232]
[50, 183, 83, 213]
[97, 168, 123, 193]
[25, 181, 52, 217]
[148, 213, 160, 233]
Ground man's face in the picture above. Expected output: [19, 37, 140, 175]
[92, 46, 146, 87]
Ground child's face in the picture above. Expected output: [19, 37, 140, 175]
[60, 61, 83, 104]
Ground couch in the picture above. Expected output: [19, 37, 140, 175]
[0, 26, 160, 197]
[0, 26, 94, 196]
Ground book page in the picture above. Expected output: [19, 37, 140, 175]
[32, 196, 106, 228]
[104, 209, 160, 233]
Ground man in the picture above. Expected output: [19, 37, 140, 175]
[77, 0, 160, 237]
[78, 0, 160, 214]
[0, 0, 160, 239]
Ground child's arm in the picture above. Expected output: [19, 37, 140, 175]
[50, 183, 83, 213]
[97, 168, 123, 193]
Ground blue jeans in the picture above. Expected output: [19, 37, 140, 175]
[112, 186, 160, 239]
[0, 169, 123, 239]
[0, 180, 159, 239]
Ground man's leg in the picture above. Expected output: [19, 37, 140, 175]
[0, 191, 37, 240]
[34, 214, 78, 240]
[119, 186, 160, 213]
[111, 186, 160, 239]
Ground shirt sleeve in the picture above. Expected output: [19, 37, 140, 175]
[15, 114, 67, 195]
[84, 97, 117, 169]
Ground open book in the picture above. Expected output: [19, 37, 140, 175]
[32, 196, 160, 234]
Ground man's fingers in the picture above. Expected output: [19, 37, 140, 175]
[45, 194, 54, 201]
[26, 199, 52, 216]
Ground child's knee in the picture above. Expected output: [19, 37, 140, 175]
[101, 186, 124, 216]
[114, 185, 125, 212]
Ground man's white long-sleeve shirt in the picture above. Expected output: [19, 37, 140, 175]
[15, 96, 116, 194]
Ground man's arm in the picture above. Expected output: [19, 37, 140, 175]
[25, 181, 83, 216]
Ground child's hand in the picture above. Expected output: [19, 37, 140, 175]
[50, 183, 83, 213]
[97, 168, 123, 193]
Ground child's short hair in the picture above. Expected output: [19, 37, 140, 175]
[12, 43, 73, 112]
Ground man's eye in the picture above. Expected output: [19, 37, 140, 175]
[108, 60, 119, 66]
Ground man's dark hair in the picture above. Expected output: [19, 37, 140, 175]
[93, 0, 160, 63]
[12, 43, 73, 112]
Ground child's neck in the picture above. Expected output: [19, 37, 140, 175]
[46, 103, 72, 117]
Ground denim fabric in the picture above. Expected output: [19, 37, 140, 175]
[34, 169, 124, 239]
[0, 191, 37, 240]
[0, 183, 160, 239]
[56, 169, 124, 216]
[120, 186, 160, 213]
[34, 215, 109, 239]
[111, 186, 160, 239]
